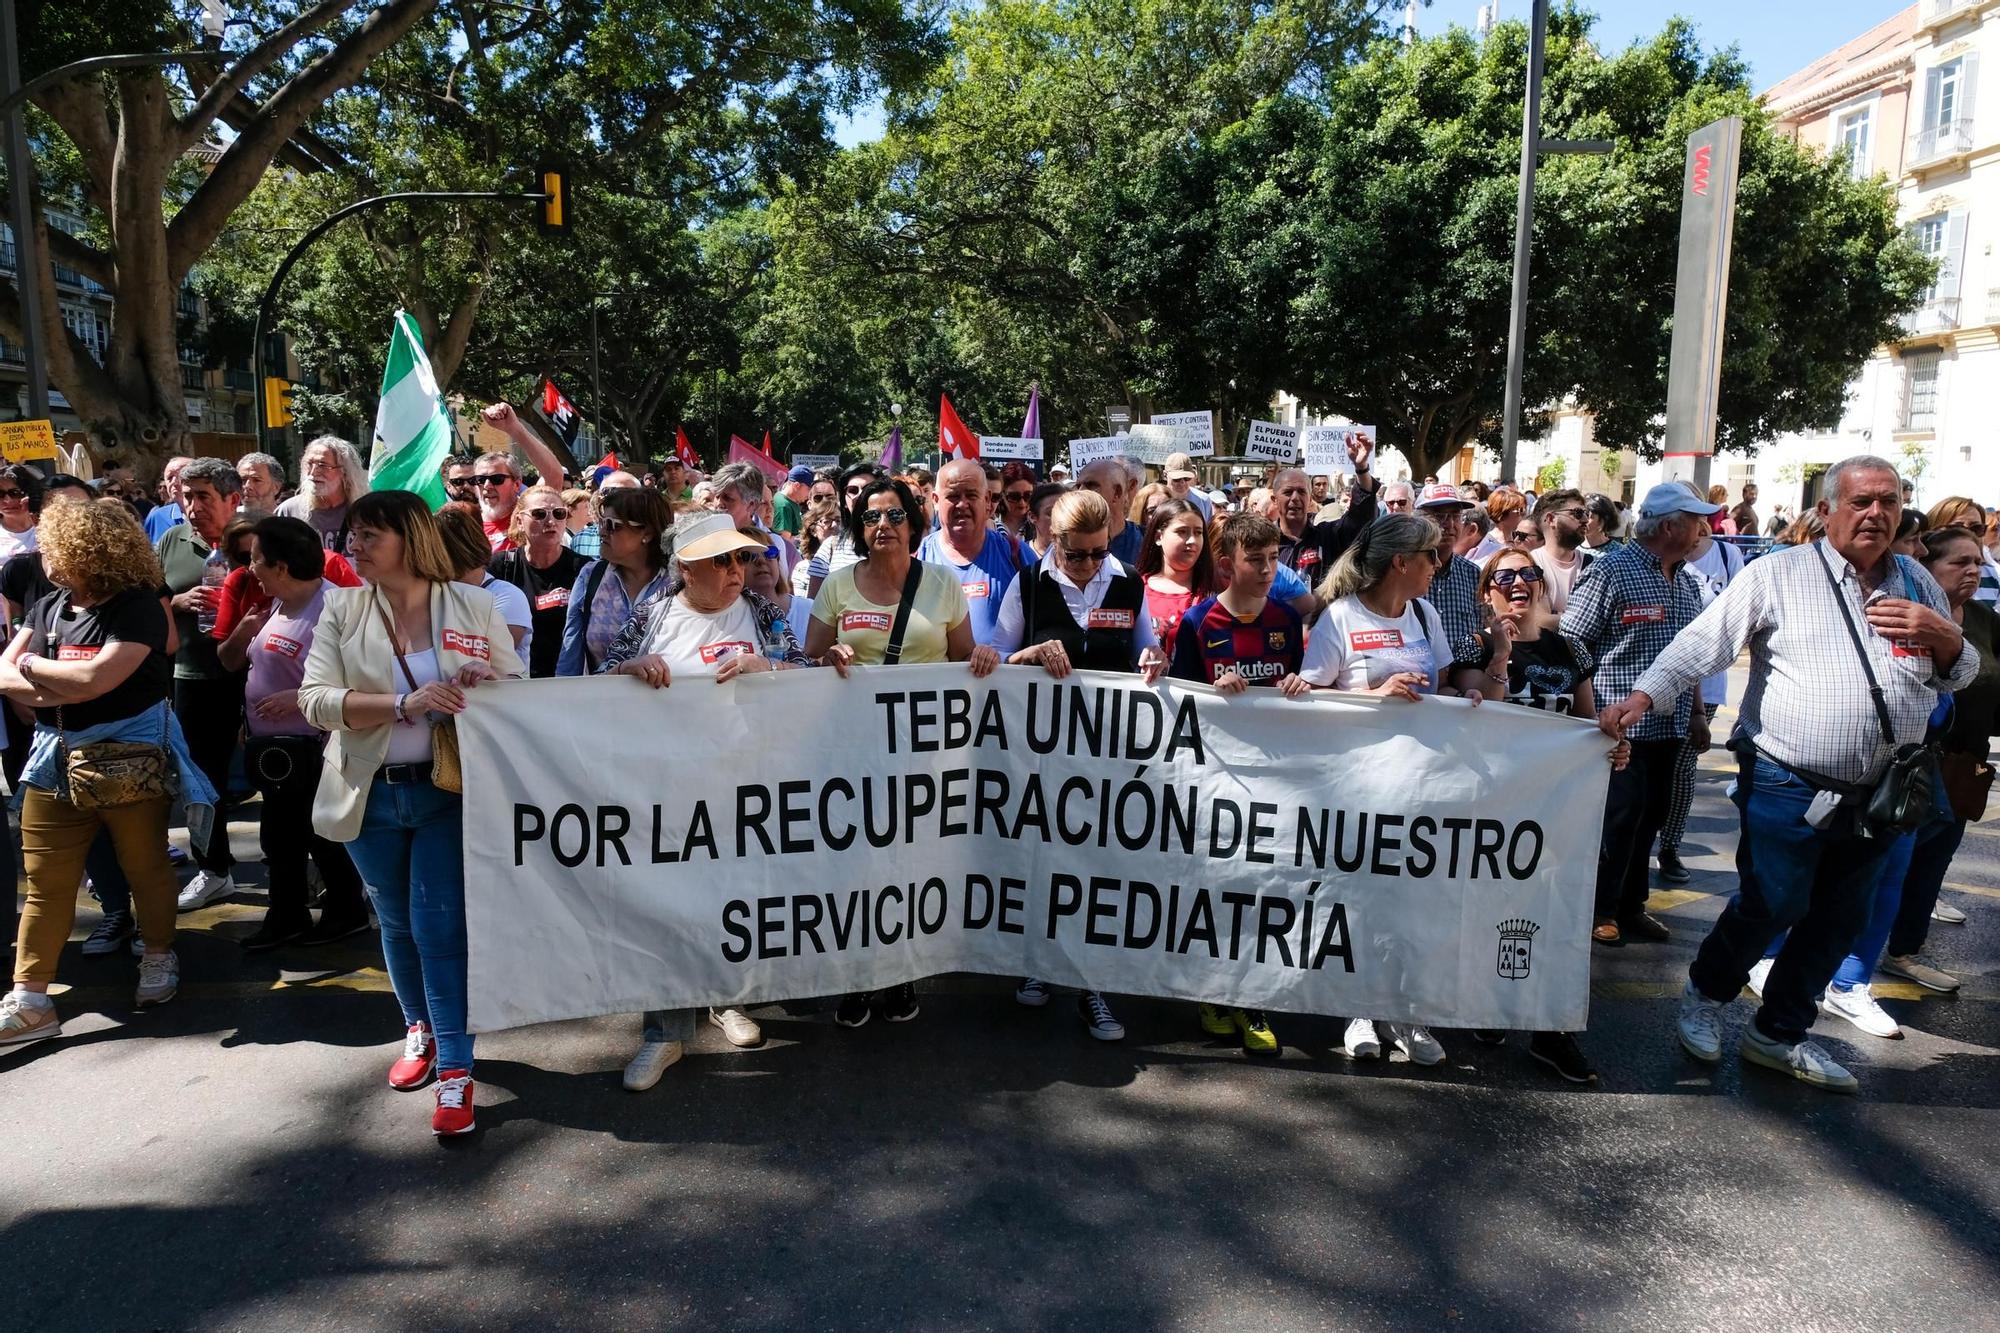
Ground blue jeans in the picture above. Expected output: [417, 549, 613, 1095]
[1760, 829, 1917, 991]
[1689, 757, 1897, 1045]
[344, 777, 472, 1071]
[1889, 813, 1968, 958]
[642, 1008, 698, 1043]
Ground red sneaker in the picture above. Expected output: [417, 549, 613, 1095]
[388, 1022, 435, 1090]
[432, 1069, 475, 1137]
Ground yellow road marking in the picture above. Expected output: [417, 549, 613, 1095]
[1944, 881, 2000, 901]
[48, 970, 393, 1003]
[1647, 889, 1711, 911]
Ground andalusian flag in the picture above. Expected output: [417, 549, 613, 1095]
[370, 310, 451, 508]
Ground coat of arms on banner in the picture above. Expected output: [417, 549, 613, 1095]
[1496, 919, 1539, 980]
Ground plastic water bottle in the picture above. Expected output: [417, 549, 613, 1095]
[197, 544, 227, 634]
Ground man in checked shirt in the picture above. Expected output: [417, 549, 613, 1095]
[1560, 483, 1714, 948]
[1602, 457, 1975, 1094]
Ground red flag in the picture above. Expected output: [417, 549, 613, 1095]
[761, 429, 774, 458]
[728, 434, 788, 485]
[595, 452, 618, 472]
[673, 425, 699, 470]
[938, 394, 979, 459]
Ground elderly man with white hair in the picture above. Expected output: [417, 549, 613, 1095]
[1603, 456, 1976, 1094]
[143, 455, 194, 541]
[276, 436, 369, 555]
[1078, 459, 1146, 566]
[1268, 432, 1380, 580]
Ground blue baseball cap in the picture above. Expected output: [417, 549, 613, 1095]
[786, 464, 815, 485]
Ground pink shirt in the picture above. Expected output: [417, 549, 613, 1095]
[245, 582, 332, 738]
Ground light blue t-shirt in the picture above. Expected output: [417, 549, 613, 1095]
[916, 527, 1022, 646]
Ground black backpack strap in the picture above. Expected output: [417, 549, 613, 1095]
[881, 560, 926, 666]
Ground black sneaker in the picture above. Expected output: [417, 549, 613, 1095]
[81, 911, 135, 956]
[1529, 1032, 1598, 1085]
[241, 918, 313, 953]
[880, 982, 920, 1023]
[299, 914, 372, 946]
[1656, 847, 1692, 885]
[1470, 1029, 1508, 1046]
[1618, 912, 1672, 943]
[833, 992, 872, 1028]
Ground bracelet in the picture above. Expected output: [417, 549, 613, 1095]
[393, 692, 408, 723]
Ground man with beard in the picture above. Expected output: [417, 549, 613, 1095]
[1268, 431, 1380, 580]
[276, 437, 367, 555]
[1530, 488, 1596, 613]
[479, 400, 581, 546]
[918, 458, 1023, 645]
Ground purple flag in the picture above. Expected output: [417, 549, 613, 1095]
[1020, 385, 1041, 440]
[880, 425, 902, 471]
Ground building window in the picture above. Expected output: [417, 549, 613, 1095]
[1914, 214, 1950, 302]
[59, 304, 107, 365]
[1838, 105, 1873, 177]
[1938, 58, 1963, 129]
[1904, 350, 1941, 431]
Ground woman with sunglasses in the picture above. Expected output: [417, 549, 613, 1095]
[598, 511, 812, 1089]
[999, 465, 1037, 538]
[806, 477, 998, 1027]
[1453, 547, 1624, 1082]
[989, 489, 1166, 1041]
[556, 487, 674, 676]
[215, 515, 370, 951]
[1300, 514, 1453, 1069]
[0, 464, 46, 561]
[489, 484, 588, 678]
[1510, 515, 1543, 553]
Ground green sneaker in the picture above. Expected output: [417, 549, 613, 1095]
[1196, 1002, 1235, 1037]
[1234, 1008, 1279, 1056]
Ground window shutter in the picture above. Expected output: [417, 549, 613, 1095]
[1962, 52, 1981, 136]
[1941, 209, 1971, 298]
[1924, 65, 1944, 132]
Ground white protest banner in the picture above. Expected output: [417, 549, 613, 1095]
[1302, 425, 1357, 477]
[1152, 409, 1215, 456]
[790, 453, 840, 472]
[1124, 423, 1180, 464]
[1244, 420, 1300, 464]
[979, 436, 1046, 462]
[1065, 436, 1127, 469]
[459, 669, 1609, 1035]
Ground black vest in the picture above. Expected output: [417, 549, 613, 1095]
[1025, 569, 1145, 673]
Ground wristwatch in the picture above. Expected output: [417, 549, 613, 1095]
[393, 692, 408, 723]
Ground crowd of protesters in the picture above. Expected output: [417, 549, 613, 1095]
[0, 414, 1993, 1137]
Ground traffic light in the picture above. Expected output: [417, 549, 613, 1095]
[538, 164, 569, 235]
[263, 376, 295, 430]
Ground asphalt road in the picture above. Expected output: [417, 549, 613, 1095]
[4, 695, 1997, 1332]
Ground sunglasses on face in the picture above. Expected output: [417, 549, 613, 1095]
[0, 489, 24, 501]
[1510, 530, 1539, 545]
[1058, 543, 1110, 564]
[845, 484, 870, 498]
[600, 517, 645, 535]
[527, 507, 569, 522]
[1384, 499, 1412, 512]
[1491, 567, 1544, 589]
[1557, 508, 1587, 522]
[1005, 489, 1033, 503]
[473, 474, 513, 488]
[709, 550, 761, 569]
[861, 508, 908, 527]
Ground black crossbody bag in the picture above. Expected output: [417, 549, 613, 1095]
[880, 560, 925, 666]
[1817, 549, 1936, 835]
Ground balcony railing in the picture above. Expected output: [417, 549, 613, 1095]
[1923, 0, 1980, 26]
[180, 364, 205, 391]
[1903, 296, 1962, 335]
[223, 367, 254, 391]
[1911, 116, 1976, 166]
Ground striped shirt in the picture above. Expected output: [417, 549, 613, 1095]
[1425, 553, 1486, 668]
[1559, 540, 1707, 741]
[1632, 541, 1980, 785]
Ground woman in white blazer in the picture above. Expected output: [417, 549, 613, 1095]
[300, 490, 524, 1138]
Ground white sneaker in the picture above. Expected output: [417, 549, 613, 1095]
[1739, 1027, 1858, 1093]
[1014, 977, 1050, 1007]
[1677, 980, 1724, 1062]
[709, 1007, 763, 1048]
[1820, 984, 1901, 1039]
[1931, 901, 1967, 925]
[1342, 1018, 1381, 1059]
[176, 871, 235, 912]
[623, 1039, 683, 1091]
[1746, 957, 1773, 999]
[1879, 954, 1961, 994]
[134, 949, 179, 1008]
[1384, 1023, 1444, 1066]
[0, 989, 60, 1045]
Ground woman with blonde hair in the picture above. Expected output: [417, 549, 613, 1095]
[0, 500, 218, 1044]
[300, 491, 524, 1136]
[489, 484, 589, 677]
[1707, 484, 1734, 534]
[1128, 481, 1169, 528]
[1925, 497, 1997, 604]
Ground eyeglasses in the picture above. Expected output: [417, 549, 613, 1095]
[1005, 489, 1033, 503]
[527, 507, 569, 522]
[472, 474, 514, 488]
[1383, 499, 1413, 512]
[709, 550, 761, 569]
[1509, 530, 1540, 545]
[845, 484, 870, 498]
[1557, 508, 1587, 522]
[0, 489, 25, 501]
[861, 507, 908, 527]
[600, 517, 644, 535]
[1491, 567, 1544, 588]
[302, 459, 339, 474]
[1058, 543, 1110, 564]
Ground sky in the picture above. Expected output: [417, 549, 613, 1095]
[832, 1, 1908, 147]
